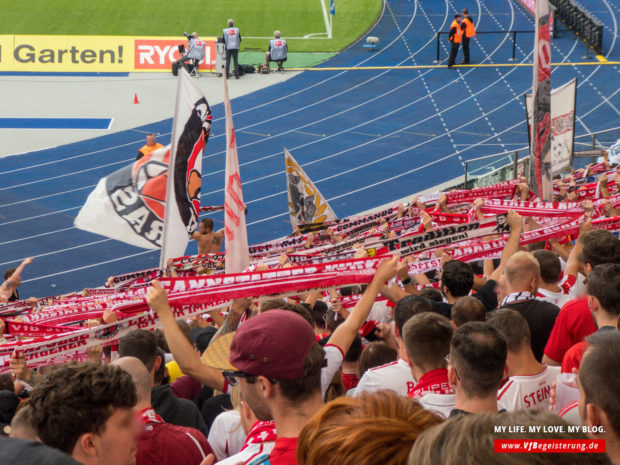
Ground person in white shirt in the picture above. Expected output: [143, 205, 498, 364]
[488, 309, 560, 411]
[532, 249, 575, 309]
[208, 409, 245, 460]
[402, 312, 455, 418]
[355, 295, 434, 397]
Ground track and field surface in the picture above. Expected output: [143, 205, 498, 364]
[1, 0, 619, 297]
[0, 0, 382, 52]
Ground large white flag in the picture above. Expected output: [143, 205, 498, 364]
[75, 70, 212, 263]
[526, 78, 577, 176]
[223, 73, 249, 274]
[285, 148, 338, 228]
[529, 0, 553, 201]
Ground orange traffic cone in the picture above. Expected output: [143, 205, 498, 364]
[133, 93, 139, 104]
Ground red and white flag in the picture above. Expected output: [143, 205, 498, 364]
[223, 73, 249, 273]
[75, 69, 212, 261]
[526, 78, 576, 176]
[529, 0, 553, 201]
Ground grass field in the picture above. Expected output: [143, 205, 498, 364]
[1, 0, 382, 52]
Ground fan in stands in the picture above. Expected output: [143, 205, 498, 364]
[1, 157, 620, 465]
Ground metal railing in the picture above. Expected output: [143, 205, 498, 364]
[434, 30, 534, 63]
[551, 0, 604, 54]
[462, 126, 620, 189]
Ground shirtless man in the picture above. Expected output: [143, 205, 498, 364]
[191, 218, 224, 254]
[1, 257, 33, 302]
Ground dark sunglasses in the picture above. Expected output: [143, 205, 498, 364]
[222, 370, 277, 386]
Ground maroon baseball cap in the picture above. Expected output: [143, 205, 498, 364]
[229, 309, 318, 380]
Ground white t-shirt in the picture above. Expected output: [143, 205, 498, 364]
[321, 344, 344, 395]
[415, 393, 456, 419]
[537, 288, 573, 309]
[207, 410, 246, 461]
[368, 301, 392, 323]
[354, 359, 416, 397]
[497, 366, 561, 411]
[558, 400, 581, 426]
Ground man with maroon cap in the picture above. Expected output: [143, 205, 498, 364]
[219, 309, 324, 464]
[146, 258, 400, 465]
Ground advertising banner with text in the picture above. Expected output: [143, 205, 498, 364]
[0, 35, 216, 73]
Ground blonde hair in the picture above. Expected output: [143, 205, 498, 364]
[297, 390, 443, 465]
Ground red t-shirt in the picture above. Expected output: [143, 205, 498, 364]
[341, 372, 360, 390]
[561, 341, 588, 374]
[561, 327, 617, 373]
[268, 437, 299, 465]
[543, 297, 597, 363]
[136, 408, 213, 465]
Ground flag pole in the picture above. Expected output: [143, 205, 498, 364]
[159, 70, 185, 270]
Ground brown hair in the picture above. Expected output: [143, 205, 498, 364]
[580, 331, 620, 437]
[419, 287, 443, 302]
[259, 299, 314, 327]
[410, 410, 612, 465]
[30, 363, 137, 454]
[297, 390, 443, 465]
[278, 343, 325, 404]
[487, 308, 531, 352]
[451, 296, 486, 327]
[200, 217, 214, 231]
[532, 249, 562, 284]
[403, 312, 453, 372]
[3, 268, 15, 281]
[586, 263, 620, 316]
[358, 341, 397, 377]
[581, 229, 620, 268]
[450, 322, 506, 398]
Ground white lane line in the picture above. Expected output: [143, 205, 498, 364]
[0, 0, 420, 177]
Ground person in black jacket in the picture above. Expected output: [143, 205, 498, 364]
[500, 251, 560, 361]
[118, 330, 208, 437]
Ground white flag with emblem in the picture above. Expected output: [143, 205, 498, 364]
[285, 148, 338, 227]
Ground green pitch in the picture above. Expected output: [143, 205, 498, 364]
[1, 0, 382, 52]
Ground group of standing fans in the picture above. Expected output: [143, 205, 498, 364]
[1, 162, 620, 465]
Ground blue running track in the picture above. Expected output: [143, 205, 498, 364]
[1, 0, 619, 297]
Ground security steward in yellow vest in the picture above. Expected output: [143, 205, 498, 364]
[137, 133, 164, 160]
[447, 14, 462, 68]
[460, 9, 476, 64]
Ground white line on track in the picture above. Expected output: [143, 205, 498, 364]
[0, 0, 419, 177]
[8, 0, 619, 278]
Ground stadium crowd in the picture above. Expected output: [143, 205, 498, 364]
[1, 158, 620, 465]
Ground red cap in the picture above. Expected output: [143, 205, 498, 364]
[229, 309, 318, 380]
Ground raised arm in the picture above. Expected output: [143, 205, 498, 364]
[146, 281, 226, 391]
[1, 257, 33, 295]
[489, 210, 523, 281]
[326, 256, 399, 354]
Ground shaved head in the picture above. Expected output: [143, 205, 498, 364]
[504, 251, 540, 293]
[113, 356, 151, 404]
